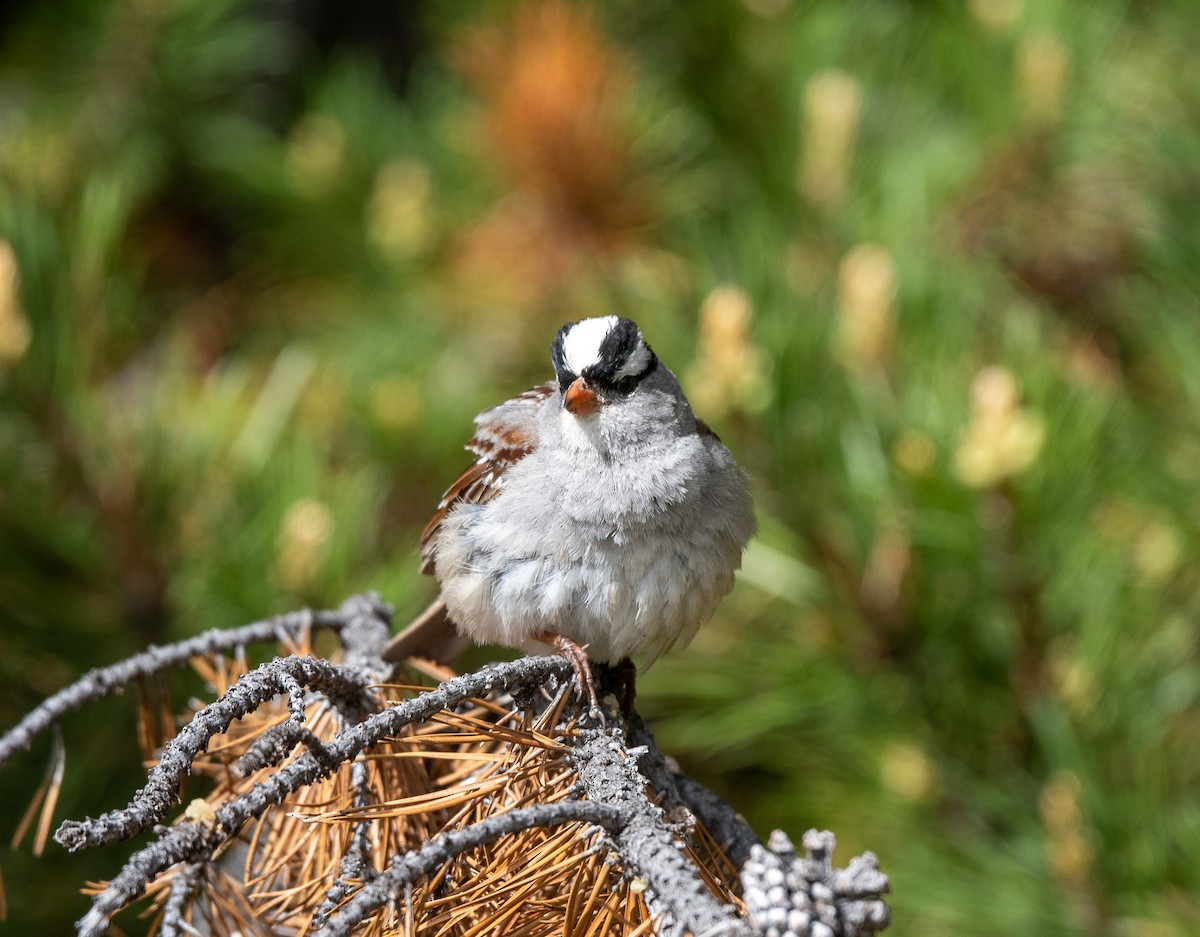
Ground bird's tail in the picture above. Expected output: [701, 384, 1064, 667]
[381, 597, 471, 665]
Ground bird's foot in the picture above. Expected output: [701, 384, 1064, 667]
[534, 631, 601, 718]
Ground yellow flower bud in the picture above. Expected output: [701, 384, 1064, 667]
[799, 70, 863, 210]
[953, 366, 1044, 487]
[285, 114, 347, 196]
[276, 498, 334, 590]
[1017, 31, 1070, 125]
[368, 160, 434, 262]
[836, 244, 895, 374]
[0, 241, 31, 364]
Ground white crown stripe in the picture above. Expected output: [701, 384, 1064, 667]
[561, 316, 620, 375]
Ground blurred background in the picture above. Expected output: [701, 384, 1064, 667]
[2, 0, 1200, 933]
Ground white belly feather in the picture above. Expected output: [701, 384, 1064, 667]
[433, 432, 751, 663]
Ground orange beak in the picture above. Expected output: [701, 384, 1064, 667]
[563, 377, 601, 416]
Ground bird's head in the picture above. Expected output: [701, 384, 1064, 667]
[549, 316, 659, 417]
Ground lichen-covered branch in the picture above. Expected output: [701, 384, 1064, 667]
[233, 715, 338, 777]
[626, 712, 762, 868]
[158, 862, 204, 937]
[55, 655, 374, 852]
[335, 593, 392, 673]
[74, 655, 577, 936]
[0, 594, 392, 766]
[572, 725, 757, 937]
[310, 760, 377, 931]
[624, 713, 686, 813]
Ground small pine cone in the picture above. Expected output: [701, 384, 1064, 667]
[740, 829, 890, 937]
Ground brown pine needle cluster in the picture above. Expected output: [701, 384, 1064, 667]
[116, 652, 740, 935]
[451, 0, 652, 307]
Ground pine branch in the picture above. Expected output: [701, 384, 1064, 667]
[672, 772, 761, 869]
[334, 592, 393, 673]
[233, 715, 339, 777]
[55, 655, 375, 852]
[310, 760, 377, 931]
[1, 595, 892, 937]
[158, 862, 204, 937]
[572, 725, 756, 937]
[626, 711, 762, 866]
[0, 593, 392, 766]
[625, 712, 687, 813]
[74, 655, 577, 936]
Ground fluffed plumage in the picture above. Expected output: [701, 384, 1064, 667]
[383, 316, 755, 667]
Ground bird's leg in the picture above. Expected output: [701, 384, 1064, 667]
[533, 631, 600, 714]
[611, 656, 638, 721]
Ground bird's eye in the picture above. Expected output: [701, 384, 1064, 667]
[614, 375, 637, 395]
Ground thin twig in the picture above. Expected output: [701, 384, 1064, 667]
[159, 862, 204, 937]
[310, 760, 377, 930]
[0, 594, 391, 766]
[627, 711, 761, 870]
[625, 714, 685, 813]
[234, 719, 340, 777]
[672, 774, 760, 870]
[56, 656, 374, 852]
[336, 594, 392, 675]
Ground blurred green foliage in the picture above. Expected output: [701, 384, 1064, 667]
[3, 0, 1200, 933]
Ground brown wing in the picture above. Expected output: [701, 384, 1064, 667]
[417, 381, 555, 575]
[384, 381, 555, 665]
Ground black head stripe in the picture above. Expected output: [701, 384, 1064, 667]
[549, 321, 579, 391]
[585, 318, 657, 388]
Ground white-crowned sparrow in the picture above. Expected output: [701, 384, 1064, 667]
[383, 316, 756, 700]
